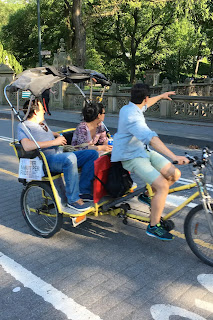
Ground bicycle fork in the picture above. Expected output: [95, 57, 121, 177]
[195, 175, 213, 237]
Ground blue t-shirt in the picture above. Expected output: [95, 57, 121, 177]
[111, 101, 158, 162]
[17, 120, 59, 156]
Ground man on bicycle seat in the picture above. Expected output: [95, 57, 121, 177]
[111, 83, 189, 240]
[17, 99, 98, 212]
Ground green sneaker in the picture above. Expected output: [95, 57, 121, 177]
[138, 193, 151, 207]
[146, 223, 174, 241]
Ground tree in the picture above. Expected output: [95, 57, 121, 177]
[1, 0, 70, 68]
[86, 0, 212, 82]
[1, 0, 212, 82]
[0, 43, 23, 74]
[71, 0, 86, 67]
[1, 0, 87, 69]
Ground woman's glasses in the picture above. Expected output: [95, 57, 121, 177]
[39, 122, 48, 132]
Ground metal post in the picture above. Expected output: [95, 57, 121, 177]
[37, 0, 42, 67]
[210, 51, 213, 78]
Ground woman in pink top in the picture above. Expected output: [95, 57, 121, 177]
[71, 101, 113, 153]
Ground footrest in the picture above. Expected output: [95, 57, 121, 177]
[71, 215, 87, 227]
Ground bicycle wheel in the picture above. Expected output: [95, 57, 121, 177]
[184, 204, 213, 267]
[21, 181, 63, 238]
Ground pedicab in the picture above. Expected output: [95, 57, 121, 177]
[4, 66, 213, 268]
[4, 65, 144, 238]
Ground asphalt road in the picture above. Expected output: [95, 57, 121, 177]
[0, 118, 213, 320]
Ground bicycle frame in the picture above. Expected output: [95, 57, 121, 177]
[126, 160, 213, 228]
[126, 181, 198, 223]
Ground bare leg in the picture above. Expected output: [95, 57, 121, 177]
[149, 163, 181, 226]
[150, 175, 169, 226]
[145, 163, 181, 195]
[160, 163, 181, 186]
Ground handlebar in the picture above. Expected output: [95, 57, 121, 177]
[172, 147, 212, 167]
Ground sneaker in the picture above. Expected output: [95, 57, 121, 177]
[67, 201, 92, 212]
[146, 223, 174, 241]
[80, 194, 93, 202]
[138, 193, 151, 207]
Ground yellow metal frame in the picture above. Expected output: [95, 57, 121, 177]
[10, 140, 130, 221]
[125, 182, 199, 223]
[11, 138, 201, 225]
[57, 128, 75, 134]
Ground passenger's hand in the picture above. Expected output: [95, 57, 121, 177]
[54, 136, 67, 146]
[172, 155, 189, 165]
[98, 144, 113, 152]
[161, 91, 176, 101]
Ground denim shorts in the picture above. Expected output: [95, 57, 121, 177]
[122, 150, 170, 185]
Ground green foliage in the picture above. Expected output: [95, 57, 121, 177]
[1, 0, 213, 82]
[0, 42, 23, 74]
[1, 0, 69, 68]
[85, 0, 213, 82]
[0, 0, 25, 28]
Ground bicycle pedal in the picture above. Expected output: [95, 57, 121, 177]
[160, 218, 175, 231]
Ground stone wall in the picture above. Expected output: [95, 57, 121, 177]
[0, 64, 14, 105]
[59, 79, 213, 121]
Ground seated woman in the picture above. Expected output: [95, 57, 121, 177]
[71, 101, 112, 154]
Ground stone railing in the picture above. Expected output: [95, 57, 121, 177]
[2, 69, 212, 121]
[119, 77, 213, 97]
[60, 82, 213, 121]
[170, 96, 213, 121]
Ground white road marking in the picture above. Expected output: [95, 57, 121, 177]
[0, 252, 102, 320]
[0, 135, 13, 142]
[166, 194, 197, 208]
[150, 304, 206, 320]
[195, 299, 213, 313]
[197, 274, 213, 294]
[179, 177, 196, 183]
[196, 274, 213, 313]
[178, 177, 213, 192]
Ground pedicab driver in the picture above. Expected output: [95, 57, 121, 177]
[111, 83, 189, 240]
[17, 99, 98, 212]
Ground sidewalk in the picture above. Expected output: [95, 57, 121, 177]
[1, 104, 213, 148]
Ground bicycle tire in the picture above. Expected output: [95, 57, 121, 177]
[184, 203, 213, 267]
[21, 181, 63, 238]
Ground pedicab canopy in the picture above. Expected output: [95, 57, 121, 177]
[8, 65, 112, 97]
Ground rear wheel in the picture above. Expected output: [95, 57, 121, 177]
[21, 182, 63, 238]
[184, 204, 213, 267]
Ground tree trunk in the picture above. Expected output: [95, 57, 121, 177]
[130, 65, 136, 84]
[194, 40, 203, 77]
[72, 0, 86, 67]
[195, 58, 200, 76]
[64, 0, 73, 51]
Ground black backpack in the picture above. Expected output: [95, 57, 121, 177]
[104, 162, 133, 198]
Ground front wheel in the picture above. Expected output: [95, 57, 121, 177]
[184, 204, 213, 267]
[21, 181, 63, 238]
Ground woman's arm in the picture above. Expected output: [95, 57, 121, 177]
[88, 144, 112, 152]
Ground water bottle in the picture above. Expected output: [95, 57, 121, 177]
[108, 135, 113, 146]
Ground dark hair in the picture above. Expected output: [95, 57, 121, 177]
[82, 101, 104, 122]
[130, 83, 150, 104]
[23, 99, 40, 119]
